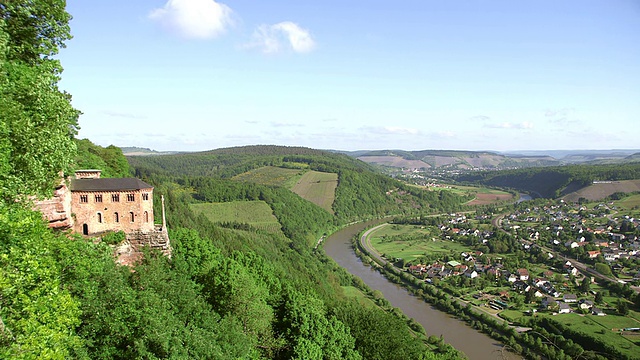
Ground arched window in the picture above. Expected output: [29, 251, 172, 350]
[144, 211, 149, 223]
[130, 212, 135, 222]
[114, 212, 119, 223]
[97, 212, 103, 223]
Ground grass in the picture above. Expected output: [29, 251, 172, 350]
[290, 170, 338, 213]
[614, 193, 640, 211]
[436, 184, 514, 205]
[368, 224, 470, 262]
[543, 313, 639, 358]
[341, 286, 377, 308]
[190, 201, 284, 234]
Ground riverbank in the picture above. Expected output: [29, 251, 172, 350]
[352, 223, 523, 359]
[323, 220, 517, 360]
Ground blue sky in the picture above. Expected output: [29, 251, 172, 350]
[59, 0, 640, 152]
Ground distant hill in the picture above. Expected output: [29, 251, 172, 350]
[120, 146, 180, 156]
[345, 149, 560, 170]
[457, 162, 640, 199]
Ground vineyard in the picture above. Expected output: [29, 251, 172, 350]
[190, 201, 284, 234]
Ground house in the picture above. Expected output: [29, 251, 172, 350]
[558, 302, 571, 314]
[591, 308, 606, 316]
[587, 250, 601, 259]
[464, 269, 478, 279]
[541, 296, 558, 309]
[517, 268, 530, 281]
[563, 294, 578, 303]
[408, 264, 427, 274]
[578, 299, 593, 310]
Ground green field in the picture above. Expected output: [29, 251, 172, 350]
[369, 224, 469, 262]
[290, 170, 338, 213]
[429, 184, 513, 205]
[542, 314, 639, 358]
[341, 286, 377, 308]
[190, 201, 283, 234]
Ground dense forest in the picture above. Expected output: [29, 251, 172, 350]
[456, 162, 640, 198]
[0, 2, 467, 359]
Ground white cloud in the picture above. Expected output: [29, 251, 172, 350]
[486, 121, 534, 129]
[149, 0, 233, 39]
[360, 126, 420, 135]
[248, 21, 315, 54]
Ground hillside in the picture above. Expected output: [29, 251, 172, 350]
[457, 162, 640, 199]
[352, 149, 560, 171]
[561, 180, 640, 202]
[130, 145, 471, 222]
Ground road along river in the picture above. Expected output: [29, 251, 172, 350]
[324, 220, 522, 360]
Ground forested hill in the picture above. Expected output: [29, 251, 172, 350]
[129, 145, 471, 222]
[456, 162, 640, 198]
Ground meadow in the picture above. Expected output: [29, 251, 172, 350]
[369, 224, 469, 262]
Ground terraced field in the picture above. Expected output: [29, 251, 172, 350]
[190, 201, 284, 234]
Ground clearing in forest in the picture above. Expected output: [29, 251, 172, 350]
[290, 171, 338, 213]
[190, 201, 283, 234]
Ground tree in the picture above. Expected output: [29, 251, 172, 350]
[579, 277, 590, 293]
[595, 292, 604, 304]
[616, 299, 629, 316]
[594, 263, 612, 276]
[0, 0, 80, 202]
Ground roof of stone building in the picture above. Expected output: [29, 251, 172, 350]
[71, 178, 153, 192]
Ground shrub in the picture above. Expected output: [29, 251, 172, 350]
[101, 230, 126, 245]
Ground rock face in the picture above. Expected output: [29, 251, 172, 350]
[33, 182, 73, 229]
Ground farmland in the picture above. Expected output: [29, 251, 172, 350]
[433, 184, 514, 205]
[190, 201, 284, 235]
[232, 166, 338, 213]
[290, 171, 338, 213]
[562, 179, 640, 202]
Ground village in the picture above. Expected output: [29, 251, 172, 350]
[375, 195, 640, 324]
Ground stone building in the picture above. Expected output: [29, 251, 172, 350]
[70, 170, 155, 236]
[35, 170, 171, 263]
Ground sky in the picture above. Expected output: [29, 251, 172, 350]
[58, 0, 640, 152]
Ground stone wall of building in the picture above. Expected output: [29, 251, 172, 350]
[33, 181, 73, 230]
[115, 226, 171, 266]
[71, 189, 155, 235]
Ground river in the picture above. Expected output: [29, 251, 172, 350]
[324, 220, 522, 360]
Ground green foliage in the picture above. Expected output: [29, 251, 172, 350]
[595, 262, 612, 276]
[0, 1, 79, 202]
[100, 230, 126, 245]
[74, 139, 131, 177]
[0, 204, 84, 359]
